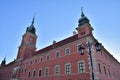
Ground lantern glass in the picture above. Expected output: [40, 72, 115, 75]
[79, 46, 85, 55]
[95, 42, 101, 51]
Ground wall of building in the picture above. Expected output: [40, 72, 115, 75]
[0, 61, 18, 80]
[95, 46, 120, 80]
[19, 36, 91, 80]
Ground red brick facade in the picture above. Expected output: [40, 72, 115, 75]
[0, 11, 120, 80]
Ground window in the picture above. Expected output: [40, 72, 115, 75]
[24, 68, 26, 73]
[108, 68, 111, 77]
[30, 61, 32, 65]
[65, 48, 70, 55]
[28, 71, 31, 78]
[38, 69, 42, 77]
[55, 65, 60, 75]
[65, 63, 71, 74]
[46, 54, 50, 61]
[113, 71, 116, 78]
[34, 59, 37, 64]
[56, 51, 60, 58]
[45, 67, 49, 76]
[33, 70, 36, 77]
[98, 63, 101, 73]
[40, 56, 43, 62]
[103, 65, 107, 75]
[78, 61, 85, 73]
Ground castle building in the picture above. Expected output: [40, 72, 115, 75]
[0, 10, 120, 80]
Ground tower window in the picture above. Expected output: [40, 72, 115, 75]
[81, 32, 85, 35]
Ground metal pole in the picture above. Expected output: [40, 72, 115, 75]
[87, 41, 94, 80]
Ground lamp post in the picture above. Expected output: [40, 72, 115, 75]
[78, 41, 101, 80]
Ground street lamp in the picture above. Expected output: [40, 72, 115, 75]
[95, 42, 102, 51]
[78, 41, 101, 80]
[78, 45, 85, 55]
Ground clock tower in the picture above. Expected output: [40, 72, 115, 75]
[17, 17, 37, 59]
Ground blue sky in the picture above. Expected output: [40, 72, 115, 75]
[0, 0, 120, 64]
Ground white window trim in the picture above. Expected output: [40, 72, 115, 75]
[78, 60, 85, 73]
[103, 64, 107, 75]
[33, 69, 36, 78]
[97, 61, 102, 74]
[65, 63, 71, 74]
[45, 67, 49, 76]
[46, 54, 50, 61]
[39, 56, 43, 62]
[54, 65, 60, 75]
[65, 47, 70, 55]
[56, 50, 60, 58]
[108, 66, 111, 77]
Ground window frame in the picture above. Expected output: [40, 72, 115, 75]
[46, 54, 50, 61]
[103, 64, 107, 75]
[65, 47, 70, 55]
[78, 60, 85, 73]
[45, 67, 49, 76]
[56, 50, 60, 58]
[38, 68, 42, 77]
[65, 63, 71, 74]
[55, 65, 60, 75]
[28, 70, 31, 78]
[108, 67, 111, 77]
[40, 56, 43, 62]
[33, 69, 36, 78]
[98, 62, 102, 74]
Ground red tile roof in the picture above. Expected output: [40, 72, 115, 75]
[35, 34, 78, 55]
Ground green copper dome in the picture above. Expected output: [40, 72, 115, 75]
[78, 9, 89, 26]
[26, 17, 36, 34]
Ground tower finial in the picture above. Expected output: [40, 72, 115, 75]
[32, 13, 36, 25]
[1, 57, 6, 66]
[81, 7, 85, 17]
[81, 6, 83, 13]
